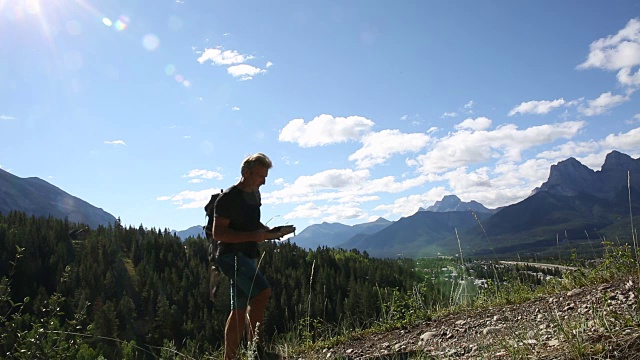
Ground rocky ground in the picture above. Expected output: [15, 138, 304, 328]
[295, 275, 640, 359]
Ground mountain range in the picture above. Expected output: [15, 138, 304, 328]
[172, 225, 206, 240]
[1, 150, 638, 258]
[0, 168, 116, 229]
[421, 194, 497, 213]
[293, 150, 640, 258]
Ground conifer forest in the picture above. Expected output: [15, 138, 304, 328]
[0, 211, 433, 358]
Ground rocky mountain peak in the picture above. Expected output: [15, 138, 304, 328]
[545, 157, 595, 186]
[601, 150, 635, 172]
[425, 195, 493, 213]
[533, 150, 640, 199]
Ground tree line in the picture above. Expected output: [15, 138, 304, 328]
[0, 211, 422, 358]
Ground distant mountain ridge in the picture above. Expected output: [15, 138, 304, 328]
[291, 195, 497, 257]
[293, 217, 392, 249]
[0, 168, 116, 228]
[423, 195, 495, 213]
[289, 150, 640, 258]
[340, 210, 492, 258]
[461, 151, 640, 257]
[532, 150, 640, 200]
[293, 196, 495, 253]
[172, 225, 205, 240]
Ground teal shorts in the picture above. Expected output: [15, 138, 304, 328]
[216, 253, 270, 310]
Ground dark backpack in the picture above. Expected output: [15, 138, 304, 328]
[204, 189, 223, 263]
[204, 189, 223, 303]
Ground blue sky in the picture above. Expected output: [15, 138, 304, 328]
[1, 1, 640, 233]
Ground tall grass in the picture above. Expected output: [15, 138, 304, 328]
[629, 171, 640, 280]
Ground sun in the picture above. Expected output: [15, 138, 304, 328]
[1, 0, 58, 45]
[0, 0, 101, 46]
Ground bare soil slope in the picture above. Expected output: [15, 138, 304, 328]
[298, 275, 640, 359]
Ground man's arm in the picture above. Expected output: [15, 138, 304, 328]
[213, 216, 281, 243]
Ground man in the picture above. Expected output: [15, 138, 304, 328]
[213, 153, 293, 360]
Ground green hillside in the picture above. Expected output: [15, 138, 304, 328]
[0, 211, 420, 358]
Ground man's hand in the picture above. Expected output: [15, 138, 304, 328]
[263, 225, 296, 240]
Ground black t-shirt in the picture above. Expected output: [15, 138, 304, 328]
[213, 185, 262, 258]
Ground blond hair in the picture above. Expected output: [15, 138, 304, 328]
[241, 153, 272, 174]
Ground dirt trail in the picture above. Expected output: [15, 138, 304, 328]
[296, 275, 640, 359]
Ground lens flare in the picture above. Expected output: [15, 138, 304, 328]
[164, 65, 189, 87]
[164, 64, 176, 75]
[142, 34, 160, 51]
[114, 15, 129, 31]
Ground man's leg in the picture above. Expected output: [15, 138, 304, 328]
[225, 308, 247, 360]
[246, 287, 271, 344]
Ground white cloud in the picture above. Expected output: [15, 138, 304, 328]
[441, 112, 457, 118]
[197, 47, 252, 65]
[156, 188, 213, 209]
[336, 195, 380, 204]
[196, 46, 269, 80]
[565, 98, 583, 107]
[263, 167, 432, 206]
[577, 18, 640, 87]
[578, 18, 640, 71]
[232, 106, 240, 111]
[227, 64, 266, 80]
[536, 141, 600, 161]
[602, 126, 640, 149]
[281, 168, 370, 192]
[104, 140, 126, 146]
[412, 120, 585, 174]
[265, 61, 273, 68]
[454, 117, 492, 131]
[348, 129, 430, 169]
[373, 187, 448, 218]
[189, 179, 204, 184]
[508, 98, 566, 116]
[617, 67, 640, 87]
[376, 158, 554, 217]
[440, 159, 552, 209]
[534, 126, 640, 168]
[281, 156, 299, 165]
[464, 100, 474, 109]
[444, 167, 492, 190]
[399, 114, 422, 125]
[279, 114, 374, 147]
[0, 115, 16, 120]
[579, 91, 629, 116]
[183, 169, 223, 181]
[283, 202, 368, 222]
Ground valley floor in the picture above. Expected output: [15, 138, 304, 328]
[294, 274, 640, 359]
